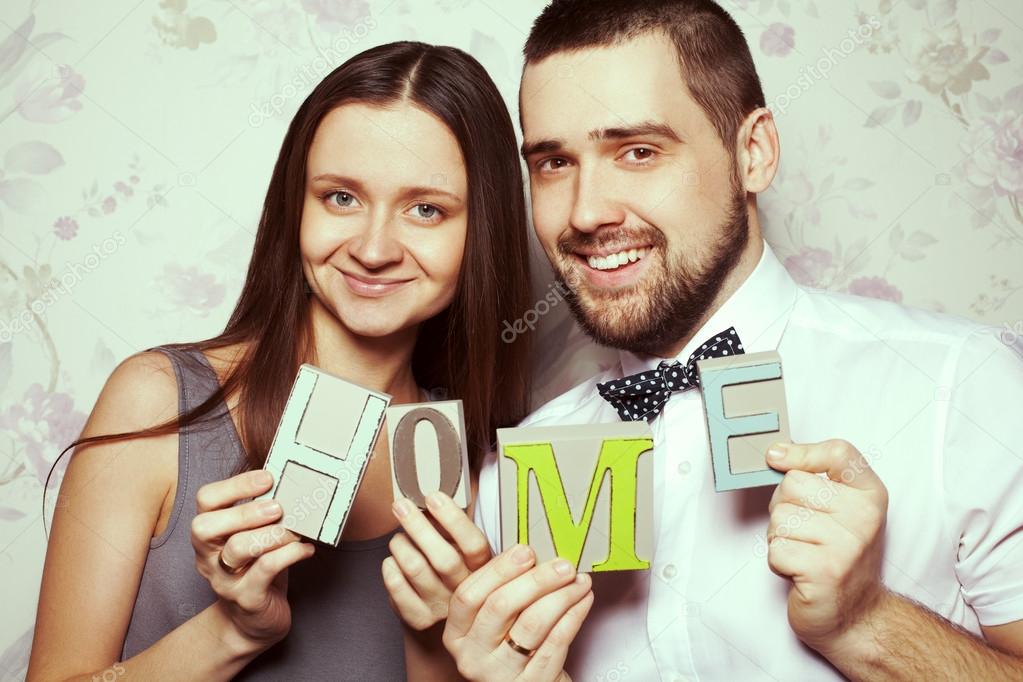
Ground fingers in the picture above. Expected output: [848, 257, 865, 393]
[191, 498, 283, 553]
[766, 535, 818, 579]
[768, 469, 833, 514]
[236, 541, 316, 609]
[447, 545, 537, 638]
[521, 590, 595, 682]
[382, 556, 439, 631]
[766, 440, 884, 493]
[388, 532, 449, 604]
[392, 498, 471, 589]
[423, 492, 492, 570]
[507, 573, 592, 652]
[219, 524, 301, 570]
[196, 470, 274, 513]
[767, 502, 830, 545]
[471, 558, 579, 647]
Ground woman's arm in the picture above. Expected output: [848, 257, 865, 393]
[26, 352, 266, 681]
[383, 492, 492, 682]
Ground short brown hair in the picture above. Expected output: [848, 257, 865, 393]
[524, 0, 766, 157]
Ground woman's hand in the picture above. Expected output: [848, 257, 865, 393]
[443, 545, 592, 682]
[382, 491, 492, 630]
[191, 469, 315, 650]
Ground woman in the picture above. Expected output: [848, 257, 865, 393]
[27, 41, 532, 680]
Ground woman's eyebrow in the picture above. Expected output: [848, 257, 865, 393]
[309, 174, 463, 204]
[396, 186, 465, 205]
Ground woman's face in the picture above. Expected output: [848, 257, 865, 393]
[300, 101, 468, 339]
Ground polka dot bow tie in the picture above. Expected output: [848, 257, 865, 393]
[596, 327, 745, 421]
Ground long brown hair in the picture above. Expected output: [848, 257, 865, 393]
[51, 42, 533, 489]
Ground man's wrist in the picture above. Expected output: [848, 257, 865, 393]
[813, 588, 896, 664]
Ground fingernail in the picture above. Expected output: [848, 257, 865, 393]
[575, 572, 590, 585]
[553, 559, 574, 576]
[767, 443, 789, 460]
[253, 470, 273, 485]
[512, 544, 534, 564]
[260, 500, 281, 516]
[392, 499, 411, 519]
[425, 492, 443, 511]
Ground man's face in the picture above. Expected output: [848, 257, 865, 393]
[520, 32, 749, 356]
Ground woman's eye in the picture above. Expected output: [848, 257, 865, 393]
[411, 203, 443, 222]
[326, 191, 356, 208]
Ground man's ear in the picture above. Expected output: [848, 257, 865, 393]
[735, 107, 780, 194]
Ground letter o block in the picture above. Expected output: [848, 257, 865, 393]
[387, 400, 470, 509]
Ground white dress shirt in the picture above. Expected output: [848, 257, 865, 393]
[475, 240, 1023, 681]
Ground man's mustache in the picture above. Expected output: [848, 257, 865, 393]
[556, 226, 668, 257]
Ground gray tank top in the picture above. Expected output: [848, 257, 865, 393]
[121, 346, 407, 680]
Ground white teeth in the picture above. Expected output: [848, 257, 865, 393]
[586, 247, 649, 271]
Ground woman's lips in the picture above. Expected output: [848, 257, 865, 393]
[341, 271, 413, 297]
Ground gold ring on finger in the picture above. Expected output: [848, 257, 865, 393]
[218, 551, 246, 575]
[505, 634, 535, 658]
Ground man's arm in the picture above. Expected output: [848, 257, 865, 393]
[766, 439, 1023, 681]
[821, 591, 1023, 680]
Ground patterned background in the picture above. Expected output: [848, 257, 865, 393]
[0, 0, 1021, 677]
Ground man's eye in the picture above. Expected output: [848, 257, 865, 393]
[326, 191, 356, 208]
[623, 148, 656, 162]
[539, 158, 569, 172]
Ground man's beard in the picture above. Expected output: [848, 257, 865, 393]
[554, 187, 749, 357]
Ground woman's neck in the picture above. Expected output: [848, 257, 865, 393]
[305, 298, 421, 404]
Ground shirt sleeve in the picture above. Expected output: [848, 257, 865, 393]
[474, 449, 502, 556]
[944, 326, 1023, 626]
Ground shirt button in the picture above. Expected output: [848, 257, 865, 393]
[677, 461, 691, 475]
[661, 563, 677, 580]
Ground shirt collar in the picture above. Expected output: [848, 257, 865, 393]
[619, 239, 799, 377]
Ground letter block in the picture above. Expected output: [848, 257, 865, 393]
[386, 400, 470, 509]
[258, 364, 391, 546]
[696, 350, 790, 492]
[497, 423, 653, 573]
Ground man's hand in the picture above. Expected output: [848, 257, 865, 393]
[443, 545, 593, 681]
[765, 439, 889, 655]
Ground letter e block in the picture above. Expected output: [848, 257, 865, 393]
[696, 350, 789, 492]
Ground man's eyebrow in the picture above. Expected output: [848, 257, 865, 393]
[520, 139, 565, 159]
[520, 121, 683, 159]
[590, 121, 683, 143]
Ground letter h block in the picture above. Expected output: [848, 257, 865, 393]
[258, 365, 391, 546]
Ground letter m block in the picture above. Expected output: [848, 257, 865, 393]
[497, 423, 653, 573]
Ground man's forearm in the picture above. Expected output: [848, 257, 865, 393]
[820, 590, 1023, 681]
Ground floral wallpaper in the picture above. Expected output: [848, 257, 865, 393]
[0, 0, 1020, 677]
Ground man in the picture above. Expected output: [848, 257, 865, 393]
[383, 1, 1023, 679]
